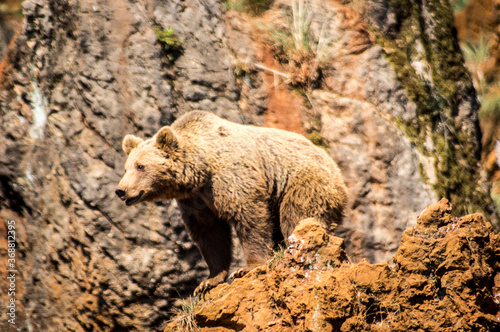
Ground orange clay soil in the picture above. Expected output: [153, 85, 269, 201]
[165, 199, 500, 332]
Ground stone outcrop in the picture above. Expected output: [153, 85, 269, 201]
[1, 0, 241, 330]
[165, 199, 500, 331]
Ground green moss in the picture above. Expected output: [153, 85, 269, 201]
[371, 0, 492, 217]
[308, 130, 328, 149]
[423, 2, 470, 105]
[153, 26, 183, 61]
[418, 162, 429, 184]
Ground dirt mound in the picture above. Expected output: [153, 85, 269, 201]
[164, 199, 500, 331]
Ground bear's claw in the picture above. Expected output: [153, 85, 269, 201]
[193, 271, 228, 297]
[228, 264, 260, 281]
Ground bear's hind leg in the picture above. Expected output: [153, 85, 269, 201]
[279, 173, 345, 238]
[230, 203, 274, 279]
[178, 197, 232, 296]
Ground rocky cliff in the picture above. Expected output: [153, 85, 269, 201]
[0, 0, 496, 331]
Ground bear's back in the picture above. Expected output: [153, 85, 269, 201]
[172, 111, 341, 179]
[172, 111, 321, 156]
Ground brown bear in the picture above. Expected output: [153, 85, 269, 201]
[116, 111, 347, 295]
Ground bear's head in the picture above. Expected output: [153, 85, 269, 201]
[116, 126, 192, 205]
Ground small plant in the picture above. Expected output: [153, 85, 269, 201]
[460, 34, 500, 121]
[233, 58, 252, 77]
[450, 0, 470, 13]
[154, 26, 183, 61]
[289, 0, 313, 54]
[479, 85, 500, 119]
[460, 35, 491, 95]
[263, 0, 314, 61]
[260, 0, 337, 87]
[461, 36, 490, 74]
[267, 244, 286, 269]
[169, 297, 199, 332]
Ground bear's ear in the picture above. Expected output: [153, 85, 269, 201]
[122, 135, 143, 155]
[155, 126, 178, 152]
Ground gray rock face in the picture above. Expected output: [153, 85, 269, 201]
[311, 88, 435, 262]
[1, 0, 240, 330]
[0, 0, 485, 330]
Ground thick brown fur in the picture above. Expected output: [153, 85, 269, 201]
[116, 111, 347, 295]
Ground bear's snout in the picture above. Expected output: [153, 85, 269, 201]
[115, 188, 127, 199]
[115, 188, 145, 206]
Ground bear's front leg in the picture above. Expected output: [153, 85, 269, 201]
[178, 197, 233, 296]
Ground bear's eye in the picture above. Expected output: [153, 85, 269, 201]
[137, 164, 145, 171]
